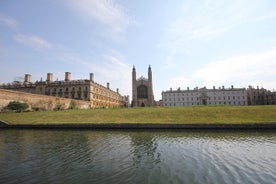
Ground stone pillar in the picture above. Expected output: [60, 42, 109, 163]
[65, 72, 71, 81]
[47, 73, 53, 82]
[90, 73, 94, 82]
[24, 74, 31, 83]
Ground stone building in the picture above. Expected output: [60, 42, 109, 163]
[162, 86, 247, 107]
[247, 86, 276, 105]
[0, 72, 129, 108]
[132, 65, 154, 107]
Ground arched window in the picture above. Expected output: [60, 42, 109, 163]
[137, 85, 148, 99]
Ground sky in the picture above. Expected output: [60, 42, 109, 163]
[1, 0, 276, 100]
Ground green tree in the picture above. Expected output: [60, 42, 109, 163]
[4, 101, 29, 112]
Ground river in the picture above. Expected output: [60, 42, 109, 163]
[0, 129, 275, 184]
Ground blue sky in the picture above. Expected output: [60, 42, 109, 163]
[1, 0, 276, 100]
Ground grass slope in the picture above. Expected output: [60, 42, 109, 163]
[0, 106, 276, 125]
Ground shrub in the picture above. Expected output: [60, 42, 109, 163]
[54, 97, 65, 111]
[54, 102, 64, 111]
[4, 101, 29, 112]
[69, 100, 77, 110]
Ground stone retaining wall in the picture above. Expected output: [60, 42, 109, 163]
[0, 120, 275, 129]
[0, 89, 91, 110]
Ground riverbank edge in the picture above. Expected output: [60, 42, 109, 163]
[1, 120, 276, 130]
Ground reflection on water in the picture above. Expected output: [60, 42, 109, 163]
[0, 130, 275, 184]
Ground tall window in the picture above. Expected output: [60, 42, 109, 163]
[137, 85, 148, 99]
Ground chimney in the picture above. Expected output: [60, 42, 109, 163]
[107, 82, 110, 89]
[222, 86, 225, 89]
[231, 85, 234, 89]
[116, 88, 119, 93]
[47, 73, 53, 82]
[65, 72, 71, 81]
[90, 73, 94, 82]
[24, 74, 31, 83]
[213, 86, 215, 89]
[187, 87, 189, 91]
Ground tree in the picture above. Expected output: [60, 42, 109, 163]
[4, 101, 29, 112]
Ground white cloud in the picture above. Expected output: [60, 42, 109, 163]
[99, 52, 132, 96]
[0, 13, 17, 29]
[14, 34, 52, 49]
[161, 0, 249, 46]
[56, 48, 132, 96]
[66, 0, 135, 34]
[161, 51, 176, 71]
[192, 47, 276, 90]
[252, 11, 276, 22]
[171, 76, 191, 89]
[159, 0, 276, 70]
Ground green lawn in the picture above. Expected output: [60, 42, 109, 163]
[0, 106, 276, 125]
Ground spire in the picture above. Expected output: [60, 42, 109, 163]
[148, 65, 152, 75]
[148, 64, 152, 78]
[132, 65, 136, 81]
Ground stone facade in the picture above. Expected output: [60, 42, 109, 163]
[132, 66, 154, 107]
[162, 86, 248, 107]
[247, 86, 276, 105]
[0, 72, 129, 108]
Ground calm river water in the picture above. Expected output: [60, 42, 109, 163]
[0, 129, 275, 184]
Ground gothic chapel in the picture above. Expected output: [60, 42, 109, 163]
[132, 65, 154, 107]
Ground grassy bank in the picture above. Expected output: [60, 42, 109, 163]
[1, 105, 276, 125]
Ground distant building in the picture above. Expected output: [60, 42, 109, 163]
[155, 100, 163, 107]
[0, 72, 129, 108]
[247, 86, 276, 105]
[162, 86, 248, 107]
[132, 65, 154, 107]
[121, 95, 130, 107]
